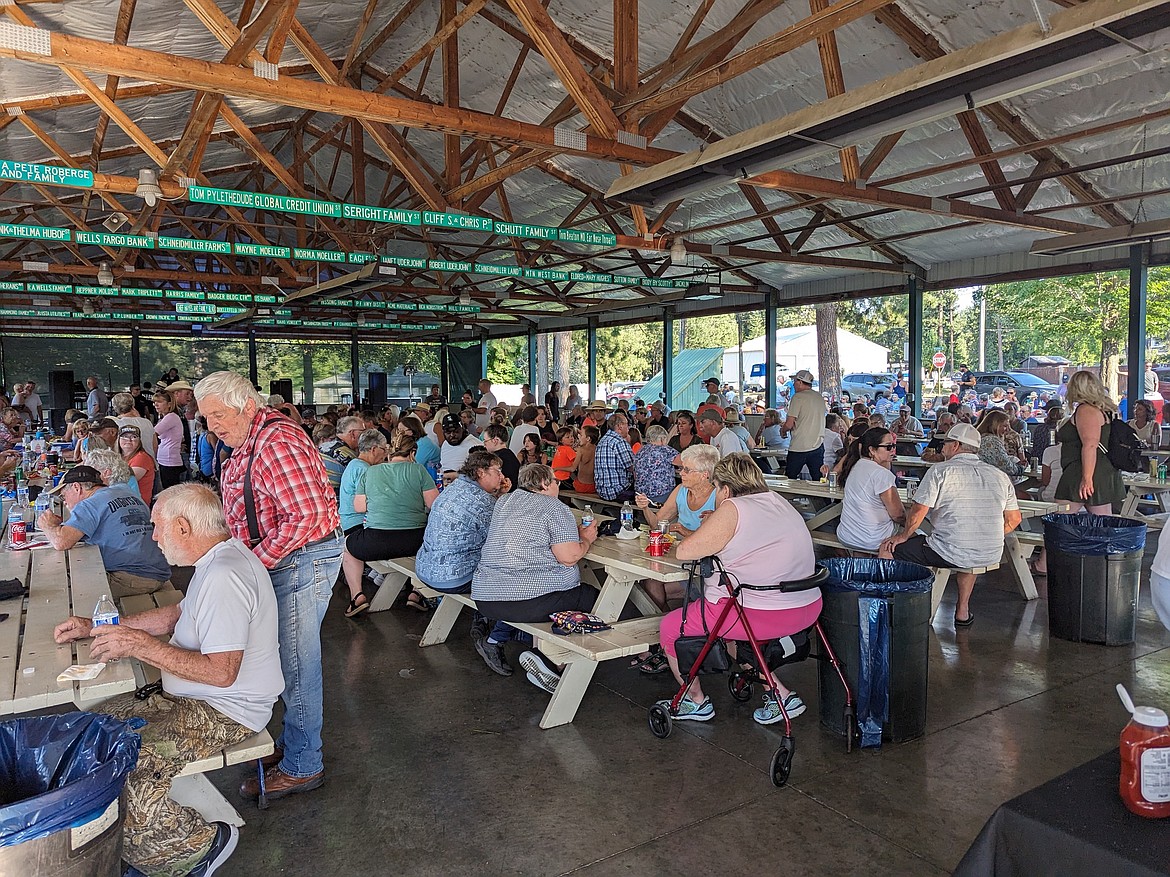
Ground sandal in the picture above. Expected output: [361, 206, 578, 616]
[632, 649, 670, 675]
[344, 593, 370, 618]
[405, 591, 430, 612]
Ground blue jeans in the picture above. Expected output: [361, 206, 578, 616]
[268, 534, 342, 778]
[785, 445, 824, 480]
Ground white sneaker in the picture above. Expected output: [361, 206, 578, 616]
[518, 651, 560, 694]
[368, 570, 386, 587]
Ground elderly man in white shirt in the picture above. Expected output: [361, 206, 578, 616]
[879, 423, 1022, 629]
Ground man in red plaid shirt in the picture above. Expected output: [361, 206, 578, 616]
[195, 371, 342, 801]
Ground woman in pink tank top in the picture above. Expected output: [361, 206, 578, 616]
[656, 453, 823, 726]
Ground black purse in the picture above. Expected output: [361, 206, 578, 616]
[673, 559, 730, 675]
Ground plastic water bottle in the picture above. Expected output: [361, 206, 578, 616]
[621, 501, 634, 531]
[92, 595, 119, 627]
[7, 502, 26, 547]
[581, 505, 594, 528]
[31, 493, 50, 532]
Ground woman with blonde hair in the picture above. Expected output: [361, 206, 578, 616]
[1054, 370, 1124, 513]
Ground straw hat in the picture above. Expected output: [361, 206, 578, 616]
[587, 399, 609, 410]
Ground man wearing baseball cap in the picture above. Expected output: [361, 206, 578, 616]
[879, 423, 1021, 628]
[782, 370, 826, 479]
[38, 465, 173, 598]
[439, 411, 483, 473]
[702, 377, 721, 406]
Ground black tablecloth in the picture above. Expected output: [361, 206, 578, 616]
[955, 748, 1170, 877]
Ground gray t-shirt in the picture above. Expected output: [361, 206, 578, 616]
[913, 453, 1019, 568]
[472, 490, 580, 602]
[163, 538, 284, 732]
[787, 389, 826, 452]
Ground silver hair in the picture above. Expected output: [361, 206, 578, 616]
[357, 428, 388, 453]
[193, 371, 265, 413]
[267, 393, 285, 407]
[337, 416, 363, 435]
[517, 462, 555, 492]
[154, 483, 231, 538]
[84, 448, 134, 485]
[680, 442, 720, 476]
[85, 435, 110, 452]
[111, 392, 135, 414]
[645, 425, 669, 443]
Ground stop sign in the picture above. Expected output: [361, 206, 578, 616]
[932, 352, 947, 369]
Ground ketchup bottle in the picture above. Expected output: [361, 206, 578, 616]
[1117, 684, 1170, 818]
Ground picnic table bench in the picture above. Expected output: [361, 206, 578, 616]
[368, 529, 686, 729]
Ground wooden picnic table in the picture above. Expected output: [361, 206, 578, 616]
[0, 543, 137, 715]
[1118, 473, 1170, 520]
[762, 475, 1065, 602]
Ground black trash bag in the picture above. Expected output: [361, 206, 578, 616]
[819, 557, 933, 596]
[1041, 514, 1146, 556]
[819, 558, 932, 748]
[0, 712, 140, 847]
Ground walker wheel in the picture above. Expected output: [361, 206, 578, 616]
[770, 737, 795, 787]
[648, 704, 673, 739]
[843, 705, 856, 754]
[728, 672, 753, 703]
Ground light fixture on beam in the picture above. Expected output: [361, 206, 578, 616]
[1029, 218, 1170, 257]
[607, 0, 1170, 207]
[669, 237, 687, 264]
[135, 168, 163, 207]
[96, 261, 114, 287]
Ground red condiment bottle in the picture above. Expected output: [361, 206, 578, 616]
[1119, 703, 1170, 818]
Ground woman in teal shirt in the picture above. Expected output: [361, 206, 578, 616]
[339, 434, 439, 617]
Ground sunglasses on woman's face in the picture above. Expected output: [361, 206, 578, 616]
[876, 443, 897, 450]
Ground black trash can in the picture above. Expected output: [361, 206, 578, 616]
[1042, 513, 1146, 646]
[0, 712, 140, 876]
[817, 558, 933, 747]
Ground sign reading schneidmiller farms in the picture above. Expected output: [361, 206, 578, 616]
[0, 223, 71, 241]
[158, 236, 231, 254]
[0, 161, 93, 188]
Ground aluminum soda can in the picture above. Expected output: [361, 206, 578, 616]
[9, 520, 26, 545]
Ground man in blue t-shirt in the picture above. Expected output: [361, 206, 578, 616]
[37, 465, 173, 598]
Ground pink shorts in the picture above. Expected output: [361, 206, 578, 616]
[659, 596, 823, 658]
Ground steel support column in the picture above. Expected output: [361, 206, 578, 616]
[527, 329, 538, 399]
[1127, 243, 1149, 409]
[587, 318, 598, 402]
[765, 291, 778, 409]
[130, 329, 141, 386]
[350, 331, 361, 406]
[480, 334, 488, 379]
[248, 330, 258, 387]
[662, 310, 674, 407]
[908, 275, 923, 414]
[440, 340, 450, 401]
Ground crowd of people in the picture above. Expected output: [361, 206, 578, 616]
[1, 360, 1160, 876]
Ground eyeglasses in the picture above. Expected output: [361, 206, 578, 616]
[876, 443, 898, 450]
[674, 465, 699, 474]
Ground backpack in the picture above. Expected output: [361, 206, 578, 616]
[1099, 416, 1143, 472]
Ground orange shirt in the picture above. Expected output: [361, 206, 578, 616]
[552, 445, 577, 481]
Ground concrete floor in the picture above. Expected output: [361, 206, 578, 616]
[211, 553, 1170, 877]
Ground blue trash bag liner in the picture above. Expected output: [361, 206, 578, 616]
[818, 558, 933, 595]
[1041, 514, 1146, 556]
[818, 558, 932, 748]
[0, 712, 140, 847]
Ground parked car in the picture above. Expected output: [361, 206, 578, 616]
[606, 381, 646, 404]
[972, 371, 1060, 398]
[840, 373, 897, 399]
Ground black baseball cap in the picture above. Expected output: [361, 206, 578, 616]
[441, 413, 462, 431]
[48, 465, 104, 494]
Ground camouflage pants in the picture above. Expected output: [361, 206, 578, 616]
[100, 691, 252, 877]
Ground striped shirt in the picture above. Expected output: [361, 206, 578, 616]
[913, 453, 1018, 568]
[472, 491, 580, 601]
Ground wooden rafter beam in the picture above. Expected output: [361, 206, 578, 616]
[955, 109, 1017, 212]
[263, 0, 300, 63]
[809, 0, 860, 182]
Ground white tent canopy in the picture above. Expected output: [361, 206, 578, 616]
[722, 326, 889, 385]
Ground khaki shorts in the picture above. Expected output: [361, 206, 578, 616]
[106, 570, 175, 600]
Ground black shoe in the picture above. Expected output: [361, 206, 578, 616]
[474, 637, 513, 676]
[187, 822, 239, 877]
[470, 615, 490, 643]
